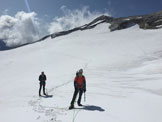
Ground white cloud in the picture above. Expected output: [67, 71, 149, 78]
[48, 6, 110, 33]
[0, 11, 42, 47]
[0, 7, 111, 48]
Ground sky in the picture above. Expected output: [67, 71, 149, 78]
[0, 0, 162, 20]
[0, 0, 162, 48]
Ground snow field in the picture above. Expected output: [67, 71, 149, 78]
[0, 23, 162, 122]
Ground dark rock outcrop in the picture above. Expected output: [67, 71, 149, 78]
[51, 15, 113, 38]
[50, 10, 162, 38]
[109, 11, 162, 31]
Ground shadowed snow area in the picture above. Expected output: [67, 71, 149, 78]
[0, 23, 162, 122]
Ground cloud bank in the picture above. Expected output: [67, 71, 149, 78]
[48, 6, 110, 33]
[0, 11, 42, 47]
[0, 7, 110, 48]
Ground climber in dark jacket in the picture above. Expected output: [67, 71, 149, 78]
[39, 72, 47, 96]
[69, 69, 86, 109]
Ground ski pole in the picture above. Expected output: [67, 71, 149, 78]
[84, 92, 86, 102]
[46, 88, 48, 95]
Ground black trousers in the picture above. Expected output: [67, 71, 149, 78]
[71, 88, 83, 105]
[39, 81, 46, 95]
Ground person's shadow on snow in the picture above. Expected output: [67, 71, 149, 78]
[83, 105, 105, 112]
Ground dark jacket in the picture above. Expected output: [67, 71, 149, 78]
[39, 74, 46, 83]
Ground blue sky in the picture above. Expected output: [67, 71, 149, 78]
[0, 0, 162, 21]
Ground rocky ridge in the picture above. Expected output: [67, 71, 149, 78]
[50, 10, 162, 38]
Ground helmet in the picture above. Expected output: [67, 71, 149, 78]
[79, 69, 83, 73]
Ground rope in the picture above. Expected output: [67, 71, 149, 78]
[72, 109, 81, 122]
[72, 109, 75, 122]
[72, 93, 78, 122]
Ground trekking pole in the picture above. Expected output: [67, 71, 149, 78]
[46, 88, 48, 95]
[84, 92, 86, 102]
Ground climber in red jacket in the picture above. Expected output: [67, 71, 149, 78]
[69, 69, 86, 109]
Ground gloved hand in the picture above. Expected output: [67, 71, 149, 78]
[74, 82, 78, 89]
[83, 88, 86, 93]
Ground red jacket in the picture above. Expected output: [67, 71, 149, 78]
[74, 75, 86, 88]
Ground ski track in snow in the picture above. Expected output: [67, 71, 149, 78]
[29, 80, 71, 122]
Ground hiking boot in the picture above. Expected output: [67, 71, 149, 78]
[69, 105, 74, 110]
[78, 103, 83, 106]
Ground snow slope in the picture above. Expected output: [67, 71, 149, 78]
[0, 23, 162, 122]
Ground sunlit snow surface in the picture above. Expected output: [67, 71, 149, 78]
[0, 23, 162, 122]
